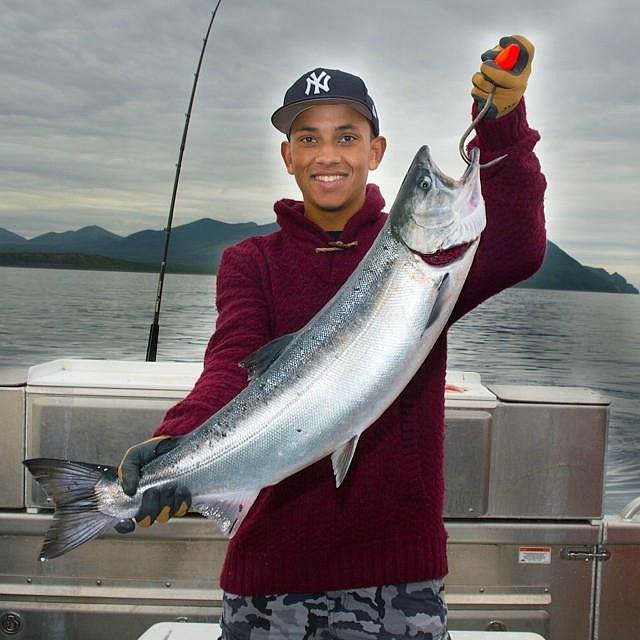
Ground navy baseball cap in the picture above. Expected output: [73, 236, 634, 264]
[271, 68, 380, 137]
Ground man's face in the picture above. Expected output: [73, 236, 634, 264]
[280, 104, 386, 230]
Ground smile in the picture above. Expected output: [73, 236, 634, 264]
[313, 175, 346, 183]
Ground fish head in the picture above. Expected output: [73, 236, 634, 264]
[389, 145, 485, 255]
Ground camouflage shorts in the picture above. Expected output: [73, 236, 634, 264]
[219, 578, 450, 639]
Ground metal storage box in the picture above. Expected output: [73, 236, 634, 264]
[443, 379, 608, 520]
[445, 520, 600, 637]
[596, 515, 640, 639]
[486, 384, 609, 519]
[0, 367, 28, 508]
[25, 360, 202, 508]
[0, 513, 223, 640]
[444, 409, 493, 517]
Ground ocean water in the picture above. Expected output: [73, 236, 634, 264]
[1, 267, 638, 514]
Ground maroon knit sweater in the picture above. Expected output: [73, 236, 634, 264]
[154, 100, 547, 595]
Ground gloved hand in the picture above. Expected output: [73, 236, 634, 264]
[114, 436, 192, 533]
[471, 35, 535, 118]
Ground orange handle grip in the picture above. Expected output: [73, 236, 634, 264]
[494, 43, 520, 70]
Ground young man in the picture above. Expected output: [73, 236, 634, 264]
[118, 35, 546, 638]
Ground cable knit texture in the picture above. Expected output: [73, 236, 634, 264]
[154, 99, 547, 595]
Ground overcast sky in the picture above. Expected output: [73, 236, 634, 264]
[1, 0, 638, 285]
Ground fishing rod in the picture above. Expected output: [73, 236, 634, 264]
[146, 0, 223, 362]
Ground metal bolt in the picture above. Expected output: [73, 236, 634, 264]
[165, 582, 172, 588]
[0, 612, 23, 635]
[486, 620, 508, 632]
[479, 587, 485, 593]
[96, 579, 102, 586]
[544, 587, 550, 593]
[26, 578, 32, 584]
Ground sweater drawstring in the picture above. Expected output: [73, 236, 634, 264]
[315, 240, 359, 253]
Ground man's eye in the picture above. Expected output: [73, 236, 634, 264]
[341, 134, 356, 143]
[299, 136, 316, 144]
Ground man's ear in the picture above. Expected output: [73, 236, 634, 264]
[369, 136, 387, 170]
[281, 140, 294, 175]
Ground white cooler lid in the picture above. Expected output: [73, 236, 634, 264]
[25, 360, 494, 407]
[27, 359, 203, 391]
[445, 370, 496, 408]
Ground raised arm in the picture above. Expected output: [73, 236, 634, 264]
[449, 35, 547, 322]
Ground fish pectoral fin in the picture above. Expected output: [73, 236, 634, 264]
[424, 272, 453, 332]
[239, 332, 298, 380]
[192, 490, 260, 538]
[331, 435, 361, 489]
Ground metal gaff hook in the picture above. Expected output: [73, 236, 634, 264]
[458, 85, 508, 169]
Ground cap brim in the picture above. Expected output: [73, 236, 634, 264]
[271, 98, 375, 136]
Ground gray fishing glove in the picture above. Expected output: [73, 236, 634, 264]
[114, 436, 192, 533]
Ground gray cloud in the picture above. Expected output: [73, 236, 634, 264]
[0, 0, 638, 285]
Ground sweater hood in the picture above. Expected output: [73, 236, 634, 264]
[273, 184, 386, 245]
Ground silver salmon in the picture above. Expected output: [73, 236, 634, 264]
[25, 145, 485, 560]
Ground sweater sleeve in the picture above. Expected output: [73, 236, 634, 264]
[448, 98, 547, 323]
[153, 242, 272, 437]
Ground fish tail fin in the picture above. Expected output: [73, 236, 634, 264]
[24, 458, 119, 560]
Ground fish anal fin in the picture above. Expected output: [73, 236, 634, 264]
[239, 332, 297, 380]
[331, 435, 361, 488]
[192, 490, 260, 538]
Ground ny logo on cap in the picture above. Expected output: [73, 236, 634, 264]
[305, 71, 331, 96]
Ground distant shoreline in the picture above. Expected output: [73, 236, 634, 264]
[1, 219, 637, 294]
[1, 251, 637, 294]
[0, 263, 214, 276]
[0, 252, 214, 275]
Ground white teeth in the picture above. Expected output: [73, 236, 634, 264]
[315, 175, 343, 183]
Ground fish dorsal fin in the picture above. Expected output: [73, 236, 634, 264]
[331, 435, 361, 488]
[239, 332, 297, 381]
[192, 490, 260, 538]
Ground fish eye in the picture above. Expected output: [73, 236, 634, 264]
[419, 175, 432, 191]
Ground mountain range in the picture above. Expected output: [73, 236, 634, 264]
[0, 220, 637, 294]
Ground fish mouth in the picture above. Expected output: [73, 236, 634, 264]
[414, 145, 479, 189]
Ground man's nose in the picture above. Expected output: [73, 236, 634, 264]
[315, 141, 341, 164]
